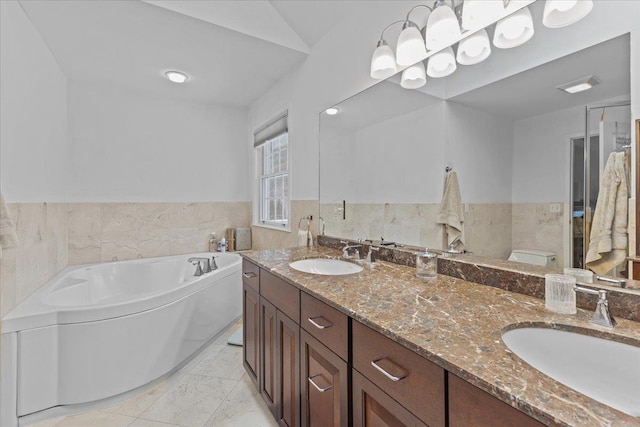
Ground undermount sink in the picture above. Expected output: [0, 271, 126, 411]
[502, 327, 640, 417]
[289, 258, 363, 275]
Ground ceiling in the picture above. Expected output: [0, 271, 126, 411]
[19, 0, 365, 107]
[449, 34, 630, 120]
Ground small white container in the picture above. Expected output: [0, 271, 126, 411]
[545, 274, 576, 314]
[416, 250, 438, 280]
[563, 268, 594, 284]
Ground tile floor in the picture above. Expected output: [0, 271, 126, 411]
[27, 321, 278, 427]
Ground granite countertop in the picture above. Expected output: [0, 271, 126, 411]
[241, 246, 640, 427]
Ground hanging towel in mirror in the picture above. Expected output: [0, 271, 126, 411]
[585, 152, 628, 275]
[0, 193, 19, 257]
[436, 172, 464, 249]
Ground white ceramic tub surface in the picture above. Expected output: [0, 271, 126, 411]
[0, 252, 242, 425]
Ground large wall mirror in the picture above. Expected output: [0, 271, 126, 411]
[319, 32, 632, 274]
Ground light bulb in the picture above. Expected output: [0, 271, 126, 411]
[400, 62, 427, 89]
[325, 107, 340, 115]
[164, 71, 188, 83]
[425, 4, 461, 50]
[457, 29, 491, 65]
[396, 22, 427, 66]
[543, 0, 593, 28]
[461, 0, 504, 31]
[427, 47, 456, 78]
[493, 7, 534, 49]
[370, 41, 398, 79]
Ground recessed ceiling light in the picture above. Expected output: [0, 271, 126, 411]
[325, 107, 340, 115]
[557, 75, 600, 94]
[164, 71, 188, 83]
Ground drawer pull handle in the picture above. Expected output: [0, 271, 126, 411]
[243, 272, 257, 279]
[371, 358, 408, 382]
[308, 374, 333, 393]
[308, 316, 333, 330]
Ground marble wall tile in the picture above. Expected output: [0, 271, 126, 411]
[251, 200, 319, 250]
[67, 202, 252, 265]
[1, 203, 69, 317]
[512, 202, 566, 267]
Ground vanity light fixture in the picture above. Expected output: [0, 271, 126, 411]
[543, 0, 593, 28]
[493, 6, 535, 49]
[456, 29, 491, 65]
[401, 61, 427, 89]
[427, 47, 457, 78]
[325, 107, 341, 115]
[370, 0, 593, 89]
[557, 75, 600, 94]
[164, 71, 188, 83]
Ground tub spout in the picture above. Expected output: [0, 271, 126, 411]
[188, 257, 212, 275]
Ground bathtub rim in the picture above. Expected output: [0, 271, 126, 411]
[1, 252, 241, 334]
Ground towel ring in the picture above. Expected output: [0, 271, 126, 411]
[298, 216, 311, 231]
[445, 166, 453, 173]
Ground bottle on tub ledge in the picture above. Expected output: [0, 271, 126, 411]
[209, 233, 218, 252]
[218, 236, 227, 253]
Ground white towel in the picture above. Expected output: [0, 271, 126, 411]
[436, 171, 464, 249]
[586, 152, 629, 275]
[0, 193, 19, 257]
[306, 229, 314, 247]
[297, 229, 307, 247]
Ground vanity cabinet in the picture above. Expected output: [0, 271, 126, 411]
[352, 320, 446, 427]
[448, 374, 545, 427]
[242, 260, 260, 388]
[299, 291, 349, 427]
[242, 258, 547, 427]
[258, 269, 301, 427]
[352, 370, 428, 427]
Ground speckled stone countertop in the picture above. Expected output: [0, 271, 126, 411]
[241, 246, 640, 427]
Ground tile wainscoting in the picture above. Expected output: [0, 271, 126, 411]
[1, 203, 69, 318]
[68, 202, 251, 264]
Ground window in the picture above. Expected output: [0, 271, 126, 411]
[259, 133, 289, 227]
[254, 112, 289, 229]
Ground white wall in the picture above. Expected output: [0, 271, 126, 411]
[67, 81, 249, 202]
[513, 96, 631, 204]
[249, 0, 640, 208]
[352, 103, 445, 204]
[0, 0, 69, 202]
[248, 1, 420, 202]
[445, 102, 514, 203]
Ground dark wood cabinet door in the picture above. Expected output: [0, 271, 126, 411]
[300, 330, 348, 427]
[243, 284, 260, 388]
[352, 321, 445, 427]
[353, 370, 428, 427]
[448, 373, 545, 427]
[261, 298, 278, 417]
[277, 310, 300, 427]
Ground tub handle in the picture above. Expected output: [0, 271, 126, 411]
[308, 374, 333, 393]
[308, 316, 333, 330]
[243, 272, 257, 279]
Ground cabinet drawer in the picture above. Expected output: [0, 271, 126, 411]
[448, 373, 544, 427]
[300, 292, 348, 361]
[352, 321, 446, 427]
[260, 269, 300, 322]
[242, 260, 260, 293]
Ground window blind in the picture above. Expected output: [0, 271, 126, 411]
[254, 112, 288, 148]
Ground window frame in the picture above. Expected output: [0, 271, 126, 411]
[255, 131, 290, 231]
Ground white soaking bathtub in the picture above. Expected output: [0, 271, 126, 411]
[0, 252, 242, 426]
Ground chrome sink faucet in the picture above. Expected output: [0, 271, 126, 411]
[366, 246, 380, 263]
[575, 286, 617, 328]
[340, 241, 362, 260]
